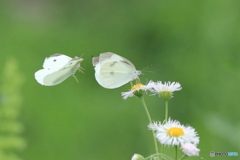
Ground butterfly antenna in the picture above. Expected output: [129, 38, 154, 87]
[142, 70, 156, 73]
[130, 81, 133, 87]
[80, 53, 84, 58]
[141, 65, 155, 73]
[72, 75, 79, 83]
[136, 78, 141, 84]
[141, 65, 153, 70]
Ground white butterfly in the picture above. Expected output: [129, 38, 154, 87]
[92, 52, 141, 89]
[35, 54, 83, 86]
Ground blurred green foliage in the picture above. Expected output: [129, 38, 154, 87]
[0, 58, 25, 160]
[0, 0, 239, 160]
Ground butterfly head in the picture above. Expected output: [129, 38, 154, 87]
[132, 70, 142, 80]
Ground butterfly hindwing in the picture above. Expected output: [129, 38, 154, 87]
[42, 67, 74, 86]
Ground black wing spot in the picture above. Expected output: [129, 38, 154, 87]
[110, 61, 117, 67]
[53, 59, 57, 62]
[120, 60, 131, 66]
[110, 71, 114, 75]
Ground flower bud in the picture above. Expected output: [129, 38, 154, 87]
[131, 154, 144, 160]
[159, 91, 172, 101]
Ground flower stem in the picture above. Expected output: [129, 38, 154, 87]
[140, 97, 159, 160]
[146, 153, 174, 160]
[179, 154, 187, 160]
[160, 100, 169, 160]
[175, 145, 178, 160]
[165, 100, 169, 122]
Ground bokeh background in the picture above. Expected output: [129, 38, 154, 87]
[0, 0, 240, 160]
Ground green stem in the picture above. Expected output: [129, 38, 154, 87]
[161, 144, 164, 160]
[161, 100, 169, 160]
[175, 145, 178, 160]
[140, 97, 159, 160]
[146, 153, 174, 160]
[165, 100, 169, 122]
[179, 154, 187, 160]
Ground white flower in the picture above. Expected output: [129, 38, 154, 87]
[148, 81, 182, 100]
[131, 154, 144, 160]
[149, 81, 182, 93]
[148, 119, 199, 146]
[121, 83, 151, 100]
[148, 121, 161, 131]
[181, 143, 200, 156]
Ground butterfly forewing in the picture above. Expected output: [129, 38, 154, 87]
[98, 52, 115, 62]
[92, 57, 99, 66]
[99, 61, 136, 77]
[43, 54, 72, 70]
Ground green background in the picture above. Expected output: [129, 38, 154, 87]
[0, 0, 239, 160]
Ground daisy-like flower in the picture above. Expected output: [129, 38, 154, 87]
[121, 83, 151, 100]
[148, 81, 182, 100]
[181, 143, 200, 156]
[131, 154, 144, 160]
[148, 119, 199, 146]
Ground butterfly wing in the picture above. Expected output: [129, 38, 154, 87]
[35, 54, 83, 86]
[92, 52, 116, 67]
[92, 57, 99, 66]
[34, 69, 57, 86]
[41, 67, 77, 86]
[99, 52, 135, 68]
[94, 52, 140, 89]
[43, 54, 72, 70]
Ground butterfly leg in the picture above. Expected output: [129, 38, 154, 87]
[135, 78, 141, 84]
[78, 67, 84, 73]
[72, 75, 79, 83]
[130, 81, 133, 87]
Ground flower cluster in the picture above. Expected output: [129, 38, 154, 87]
[121, 81, 182, 100]
[123, 81, 200, 159]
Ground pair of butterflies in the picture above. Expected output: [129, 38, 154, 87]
[34, 52, 142, 89]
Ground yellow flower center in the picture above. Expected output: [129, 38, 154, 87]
[167, 127, 184, 137]
[131, 84, 144, 90]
